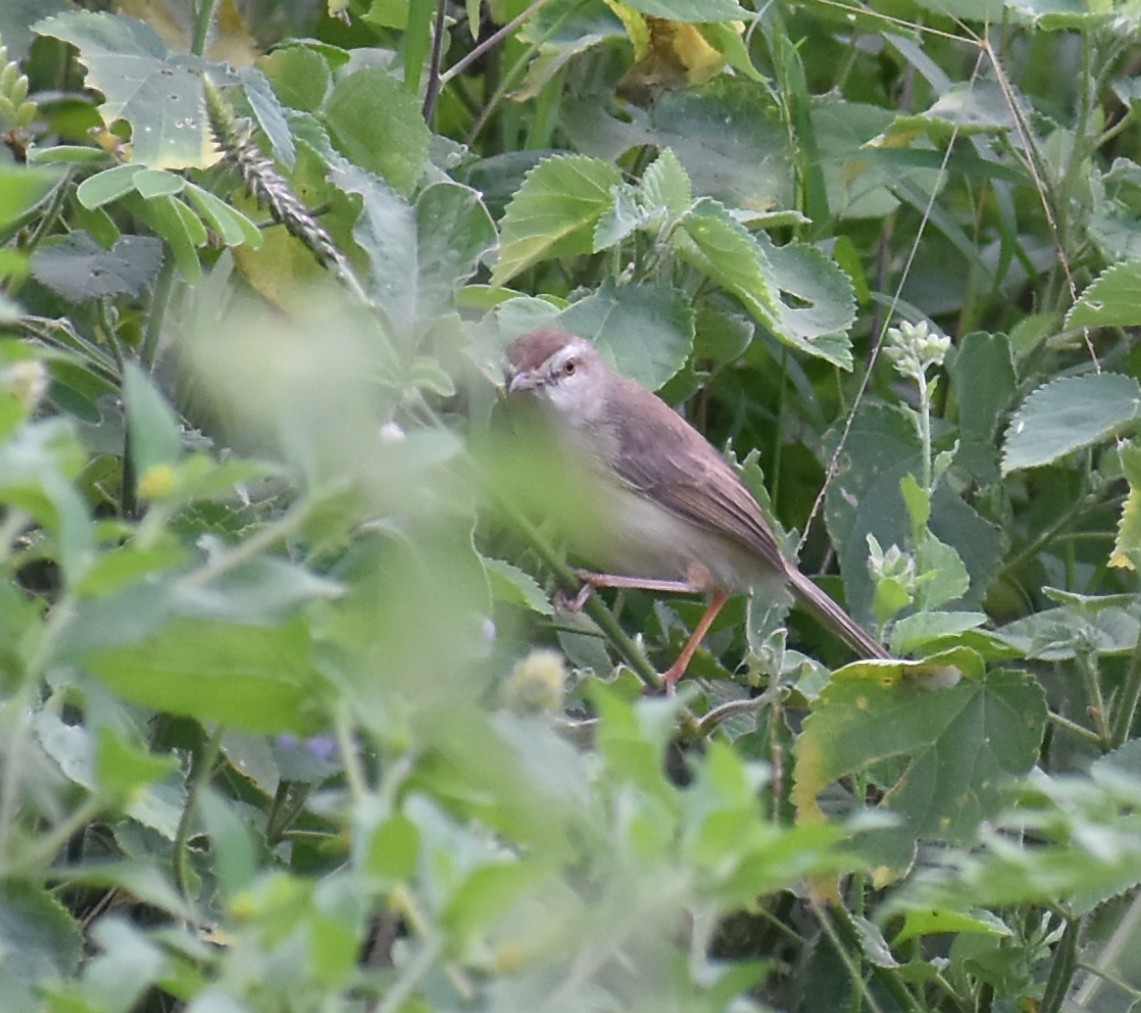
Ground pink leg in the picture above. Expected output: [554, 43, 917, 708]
[663, 590, 731, 690]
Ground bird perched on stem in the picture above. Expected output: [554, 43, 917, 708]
[505, 329, 889, 687]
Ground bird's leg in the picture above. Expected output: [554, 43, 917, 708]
[663, 590, 731, 689]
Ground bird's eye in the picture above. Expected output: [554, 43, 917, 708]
[563, 359, 576, 376]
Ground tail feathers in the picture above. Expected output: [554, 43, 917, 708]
[787, 568, 890, 660]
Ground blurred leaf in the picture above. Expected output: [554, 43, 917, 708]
[33, 11, 219, 169]
[1002, 373, 1141, 474]
[123, 362, 181, 478]
[559, 280, 695, 390]
[492, 154, 622, 285]
[239, 65, 296, 169]
[0, 165, 64, 230]
[0, 884, 83, 997]
[995, 604, 1141, 660]
[83, 618, 323, 734]
[484, 557, 552, 615]
[323, 67, 429, 195]
[199, 788, 258, 898]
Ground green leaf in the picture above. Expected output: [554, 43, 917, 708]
[123, 363, 181, 478]
[83, 618, 323, 734]
[616, 0, 747, 25]
[793, 664, 1045, 877]
[30, 233, 164, 302]
[492, 154, 623, 285]
[199, 788, 258, 898]
[76, 164, 146, 209]
[559, 280, 695, 390]
[950, 331, 1016, 485]
[127, 193, 204, 280]
[259, 44, 331, 112]
[890, 611, 989, 656]
[414, 182, 498, 318]
[33, 12, 217, 169]
[183, 183, 263, 249]
[640, 146, 692, 219]
[95, 726, 180, 803]
[676, 200, 777, 319]
[1066, 260, 1141, 329]
[758, 231, 857, 360]
[131, 168, 184, 199]
[323, 67, 430, 195]
[995, 604, 1141, 660]
[239, 65, 296, 170]
[483, 557, 552, 615]
[0, 884, 83, 994]
[0, 165, 64, 230]
[1001, 373, 1141, 474]
[893, 907, 1011, 945]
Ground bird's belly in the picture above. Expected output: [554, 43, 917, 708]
[575, 481, 765, 592]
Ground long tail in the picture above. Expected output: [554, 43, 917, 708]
[787, 568, 890, 660]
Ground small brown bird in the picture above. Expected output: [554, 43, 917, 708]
[506, 329, 889, 686]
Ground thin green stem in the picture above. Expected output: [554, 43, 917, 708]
[1047, 708, 1104, 748]
[173, 725, 224, 899]
[1108, 618, 1141, 748]
[439, 0, 555, 86]
[140, 256, 176, 370]
[192, 0, 220, 57]
[1040, 916, 1080, 1013]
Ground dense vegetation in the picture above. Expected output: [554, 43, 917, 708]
[2, 0, 1141, 1009]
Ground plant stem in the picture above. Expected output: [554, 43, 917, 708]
[1040, 916, 1080, 1013]
[173, 725, 224, 899]
[192, 0, 220, 57]
[1108, 618, 1141, 748]
[421, 0, 449, 123]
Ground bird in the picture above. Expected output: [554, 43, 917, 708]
[505, 328, 890, 687]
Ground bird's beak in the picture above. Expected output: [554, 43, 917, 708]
[508, 370, 539, 393]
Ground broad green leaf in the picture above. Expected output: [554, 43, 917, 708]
[239, 65, 296, 169]
[30, 233, 164, 302]
[793, 664, 1045, 879]
[414, 182, 498, 317]
[259, 44, 332, 112]
[916, 529, 971, 610]
[33, 12, 218, 169]
[0, 165, 64, 230]
[323, 67, 430, 195]
[950, 331, 1016, 485]
[640, 146, 691, 218]
[559, 280, 694, 390]
[893, 907, 1011, 945]
[83, 618, 323, 734]
[484, 557, 552, 615]
[758, 232, 857, 360]
[877, 80, 1023, 144]
[492, 154, 623, 285]
[1001, 373, 1141, 474]
[995, 605, 1141, 660]
[0, 884, 83, 996]
[675, 199, 778, 322]
[1065, 260, 1141, 329]
[123, 363, 181, 479]
[890, 611, 989, 656]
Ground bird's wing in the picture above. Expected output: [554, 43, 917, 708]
[605, 379, 790, 576]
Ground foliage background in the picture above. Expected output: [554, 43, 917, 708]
[2, 0, 1141, 1010]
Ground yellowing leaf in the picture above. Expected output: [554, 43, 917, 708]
[608, 6, 727, 106]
